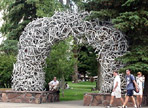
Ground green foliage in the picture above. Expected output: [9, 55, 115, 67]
[36, 0, 65, 17]
[44, 37, 76, 86]
[113, 10, 148, 35]
[0, 54, 16, 88]
[0, 0, 37, 40]
[0, 0, 66, 54]
[87, 9, 117, 21]
[0, 0, 38, 54]
[0, 0, 15, 10]
[0, 0, 70, 89]
[78, 45, 98, 76]
[0, 40, 18, 54]
[118, 46, 148, 74]
[77, 0, 148, 74]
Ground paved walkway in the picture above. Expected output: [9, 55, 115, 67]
[0, 100, 101, 108]
[0, 100, 147, 108]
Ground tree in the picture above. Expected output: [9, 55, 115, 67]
[75, 0, 148, 93]
[78, 45, 98, 81]
[0, 0, 64, 54]
[0, 0, 71, 90]
[72, 43, 79, 83]
[111, 0, 148, 95]
[0, 0, 37, 54]
[0, 0, 37, 40]
[0, 54, 16, 88]
[0, 0, 68, 90]
[72, 43, 98, 83]
[0, 40, 18, 55]
[36, 0, 64, 17]
[117, 46, 148, 95]
[44, 36, 76, 95]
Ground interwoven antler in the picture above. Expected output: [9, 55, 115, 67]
[12, 11, 128, 92]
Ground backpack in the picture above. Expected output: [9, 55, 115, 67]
[130, 75, 139, 93]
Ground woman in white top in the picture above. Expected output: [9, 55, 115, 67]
[134, 72, 144, 108]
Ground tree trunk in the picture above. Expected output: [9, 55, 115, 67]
[60, 75, 65, 97]
[59, 0, 63, 4]
[72, 40, 79, 83]
[84, 73, 86, 81]
[143, 74, 148, 95]
[96, 62, 103, 91]
[66, 0, 70, 6]
[72, 59, 78, 83]
[143, 73, 148, 106]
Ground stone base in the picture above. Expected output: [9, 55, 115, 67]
[0, 90, 59, 104]
[83, 93, 148, 107]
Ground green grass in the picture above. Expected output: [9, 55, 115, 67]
[60, 81, 99, 101]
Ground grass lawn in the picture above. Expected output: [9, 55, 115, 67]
[60, 81, 99, 101]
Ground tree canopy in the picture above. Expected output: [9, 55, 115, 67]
[0, 0, 69, 88]
[78, 45, 98, 77]
[0, 54, 16, 88]
[0, 0, 65, 53]
[44, 37, 76, 89]
[75, 0, 148, 74]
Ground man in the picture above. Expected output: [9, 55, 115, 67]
[48, 77, 59, 91]
[107, 71, 124, 108]
[121, 69, 139, 108]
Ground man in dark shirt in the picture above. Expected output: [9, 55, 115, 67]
[121, 69, 138, 108]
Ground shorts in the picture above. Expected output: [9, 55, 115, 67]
[127, 90, 134, 96]
[111, 90, 121, 98]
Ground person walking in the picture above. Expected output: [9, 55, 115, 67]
[121, 69, 139, 108]
[134, 72, 144, 108]
[107, 71, 124, 108]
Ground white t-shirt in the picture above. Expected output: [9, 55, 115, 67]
[113, 75, 121, 91]
[50, 80, 59, 86]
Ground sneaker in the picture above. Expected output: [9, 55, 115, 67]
[118, 106, 125, 108]
[139, 105, 142, 108]
[119, 106, 127, 108]
[134, 105, 137, 108]
[106, 105, 112, 108]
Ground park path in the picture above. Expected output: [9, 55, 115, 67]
[0, 100, 101, 108]
[0, 100, 147, 108]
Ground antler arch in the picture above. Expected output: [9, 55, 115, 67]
[12, 11, 128, 92]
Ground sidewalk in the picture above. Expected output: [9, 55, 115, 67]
[0, 100, 147, 108]
[0, 100, 102, 108]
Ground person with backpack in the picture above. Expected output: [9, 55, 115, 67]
[134, 72, 144, 108]
[121, 69, 139, 108]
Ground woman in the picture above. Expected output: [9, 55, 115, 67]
[134, 72, 144, 108]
